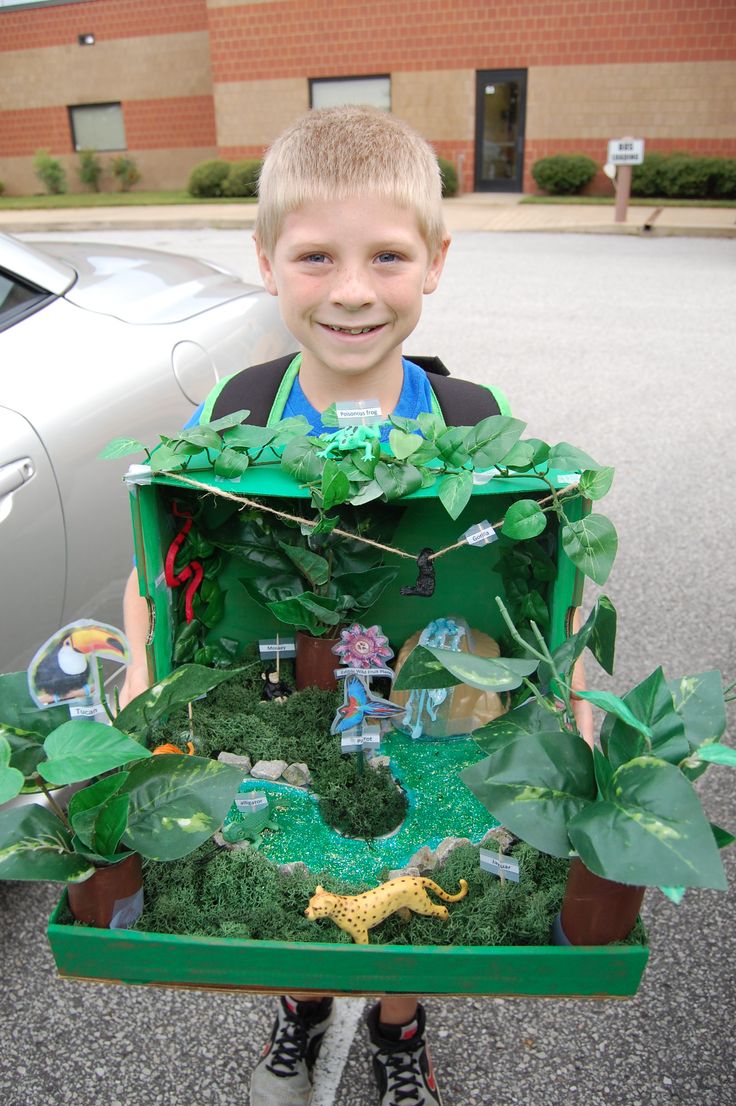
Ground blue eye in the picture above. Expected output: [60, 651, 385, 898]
[304, 253, 329, 263]
[376, 252, 400, 263]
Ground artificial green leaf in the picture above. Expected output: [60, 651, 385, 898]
[280, 437, 325, 483]
[149, 444, 188, 472]
[278, 542, 330, 588]
[374, 461, 424, 499]
[547, 442, 602, 472]
[568, 756, 727, 890]
[472, 699, 564, 756]
[0, 735, 24, 804]
[561, 514, 618, 585]
[213, 448, 250, 479]
[659, 886, 686, 904]
[438, 471, 473, 520]
[388, 429, 423, 460]
[68, 772, 128, 829]
[394, 645, 538, 693]
[267, 592, 342, 635]
[573, 689, 652, 740]
[321, 460, 351, 510]
[0, 805, 95, 882]
[72, 792, 129, 857]
[0, 673, 69, 738]
[668, 670, 727, 751]
[335, 567, 398, 611]
[517, 589, 550, 631]
[69, 834, 135, 868]
[199, 588, 226, 629]
[269, 415, 313, 447]
[588, 595, 617, 675]
[122, 756, 245, 861]
[695, 743, 736, 767]
[500, 441, 535, 470]
[0, 724, 45, 779]
[461, 731, 596, 859]
[417, 412, 444, 440]
[435, 426, 471, 467]
[524, 438, 550, 468]
[579, 467, 615, 501]
[98, 437, 146, 460]
[349, 479, 384, 505]
[207, 409, 250, 432]
[711, 822, 736, 849]
[114, 665, 241, 738]
[407, 439, 441, 465]
[602, 668, 688, 769]
[501, 499, 547, 541]
[593, 745, 614, 800]
[172, 618, 202, 663]
[321, 403, 339, 427]
[223, 423, 277, 449]
[177, 426, 223, 451]
[538, 596, 617, 688]
[38, 721, 150, 786]
[465, 416, 526, 469]
[388, 414, 420, 434]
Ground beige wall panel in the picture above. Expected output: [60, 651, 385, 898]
[392, 70, 474, 141]
[1, 33, 213, 111]
[528, 61, 736, 140]
[0, 147, 217, 195]
[214, 79, 308, 147]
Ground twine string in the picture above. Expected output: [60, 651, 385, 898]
[159, 470, 579, 563]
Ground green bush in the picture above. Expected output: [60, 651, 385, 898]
[223, 159, 261, 198]
[0, 181, 5, 197]
[188, 159, 231, 198]
[33, 149, 66, 194]
[110, 155, 141, 192]
[437, 156, 459, 198]
[531, 154, 598, 195]
[631, 153, 736, 200]
[77, 149, 103, 192]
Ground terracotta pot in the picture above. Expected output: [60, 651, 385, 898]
[295, 631, 341, 691]
[555, 858, 645, 946]
[67, 852, 144, 929]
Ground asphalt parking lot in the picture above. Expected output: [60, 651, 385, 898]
[2, 228, 735, 1106]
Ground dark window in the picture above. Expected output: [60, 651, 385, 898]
[0, 271, 52, 333]
[69, 103, 126, 152]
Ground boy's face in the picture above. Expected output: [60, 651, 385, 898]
[256, 195, 449, 389]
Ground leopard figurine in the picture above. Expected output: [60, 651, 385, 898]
[304, 875, 469, 944]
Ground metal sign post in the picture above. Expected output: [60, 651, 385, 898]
[606, 137, 645, 224]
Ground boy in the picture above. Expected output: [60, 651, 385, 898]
[121, 106, 589, 1106]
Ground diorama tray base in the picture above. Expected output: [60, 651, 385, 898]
[48, 895, 648, 999]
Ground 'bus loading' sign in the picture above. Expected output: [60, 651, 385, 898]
[608, 138, 645, 165]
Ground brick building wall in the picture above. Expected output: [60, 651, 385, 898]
[1, 0, 734, 195]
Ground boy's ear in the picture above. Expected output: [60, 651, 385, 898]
[254, 235, 278, 296]
[423, 235, 451, 296]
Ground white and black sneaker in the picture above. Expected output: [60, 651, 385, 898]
[367, 1003, 443, 1106]
[250, 995, 334, 1106]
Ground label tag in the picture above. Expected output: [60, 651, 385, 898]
[462, 520, 498, 547]
[335, 666, 394, 680]
[554, 473, 580, 487]
[472, 468, 498, 485]
[110, 886, 144, 929]
[479, 848, 520, 882]
[235, 791, 269, 813]
[341, 726, 382, 754]
[155, 570, 166, 588]
[124, 464, 152, 486]
[336, 400, 383, 426]
[68, 703, 111, 724]
[259, 638, 297, 660]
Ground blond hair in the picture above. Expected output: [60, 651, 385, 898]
[255, 106, 446, 255]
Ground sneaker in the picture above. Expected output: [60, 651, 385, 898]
[366, 1003, 443, 1106]
[250, 995, 334, 1106]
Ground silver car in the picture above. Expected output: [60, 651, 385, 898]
[0, 232, 294, 672]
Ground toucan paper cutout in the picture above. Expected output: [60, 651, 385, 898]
[27, 621, 130, 709]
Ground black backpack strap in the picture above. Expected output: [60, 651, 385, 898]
[203, 352, 507, 427]
[207, 353, 297, 425]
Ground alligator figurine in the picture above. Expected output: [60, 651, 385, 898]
[221, 791, 278, 848]
[305, 874, 469, 944]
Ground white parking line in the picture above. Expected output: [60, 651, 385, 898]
[311, 998, 366, 1105]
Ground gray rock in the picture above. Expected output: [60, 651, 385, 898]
[388, 866, 421, 880]
[407, 845, 438, 872]
[251, 759, 288, 781]
[279, 861, 311, 878]
[217, 751, 252, 773]
[480, 826, 515, 852]
[367, 755, 391, 770]
[282, 762, 311, 786]
[435, 836, 472, 865]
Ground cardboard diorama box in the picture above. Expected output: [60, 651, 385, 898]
[48, 465, 648, 998]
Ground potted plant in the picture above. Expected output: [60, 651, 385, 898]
[0, 664, 246, 927]
[396, 595, 735, 944]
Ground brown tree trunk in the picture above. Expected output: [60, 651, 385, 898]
[295, 631, 341, 691]
[557, 858, 645, 945]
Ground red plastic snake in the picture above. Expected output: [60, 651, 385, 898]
[164, 502, 203, 623]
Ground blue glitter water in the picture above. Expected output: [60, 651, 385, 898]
[230, 728, 498, 882]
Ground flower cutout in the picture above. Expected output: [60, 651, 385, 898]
[332, 623, 394, 669]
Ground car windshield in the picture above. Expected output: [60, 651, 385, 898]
[0, 270, 50, 331]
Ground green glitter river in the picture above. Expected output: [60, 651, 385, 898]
[227, 728, 499, 881]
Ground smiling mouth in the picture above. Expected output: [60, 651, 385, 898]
[322, 323, 384, 334]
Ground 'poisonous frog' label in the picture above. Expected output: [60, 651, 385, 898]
[336, 400, 382, 426]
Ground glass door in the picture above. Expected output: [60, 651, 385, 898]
[474, 69, 527, 192]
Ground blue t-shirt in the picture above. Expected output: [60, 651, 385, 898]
[185, 357, 434, 439]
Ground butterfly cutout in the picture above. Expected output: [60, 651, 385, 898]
[330, 675, 405, 735]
